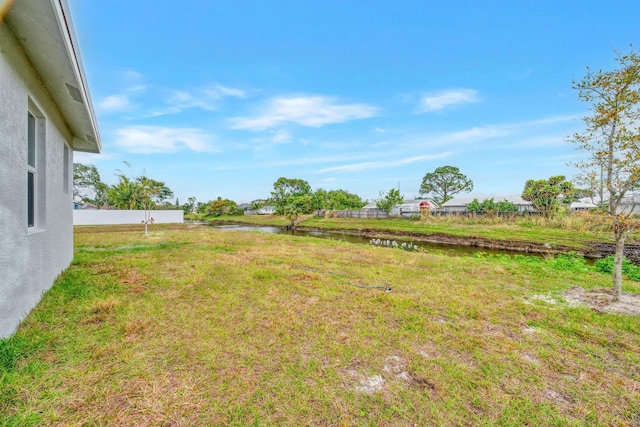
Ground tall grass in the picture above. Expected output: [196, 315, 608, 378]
[422, 211, 613, 232]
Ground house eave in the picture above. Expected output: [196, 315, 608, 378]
[4, 0, 101, 153]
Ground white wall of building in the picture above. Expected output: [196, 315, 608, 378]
[74, 210, 184, 225]
[0, 23, 75, 338]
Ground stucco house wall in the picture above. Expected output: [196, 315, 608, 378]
[0, 1, 100, 338]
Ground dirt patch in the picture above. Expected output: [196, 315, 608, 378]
[345, 355, 438, 395]
[563, 287, 640, 316]
[587, 242, 640, 263]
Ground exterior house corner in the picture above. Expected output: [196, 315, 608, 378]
[0, 0, 100, 338]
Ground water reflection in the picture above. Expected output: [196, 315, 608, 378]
[210, 222, 545, 259]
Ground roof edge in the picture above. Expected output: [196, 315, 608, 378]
[52, 0, 101, 153]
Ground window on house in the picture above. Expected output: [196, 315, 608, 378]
[27, 113, 36, 227]
[27, 101, 46, 230]
[63, 143, 70, 194]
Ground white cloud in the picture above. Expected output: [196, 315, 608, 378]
[114, 126, 216, 154]
[394, 115, 580, 156]
[264, 154, 369, 168]
[505, 136, 566, 148]
[436, 126, 508, 144]
[401, 126, 509, 150]
[119, 69, 145, 82]
[152, 84, 248, 116]
[230, 95, 378, 131]
[98, 95, 133, 113]
[211, 84, 247, 98]
[100, 72, 247, 117]
[118, 70, 148, 92]
[318, 152, 451, 173]
[418, 89, 481, 113]
[272, 130, 291, 143]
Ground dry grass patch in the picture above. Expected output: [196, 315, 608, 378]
[1, 224, 639, 426]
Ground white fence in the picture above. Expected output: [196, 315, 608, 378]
[73, 210, 184, 225]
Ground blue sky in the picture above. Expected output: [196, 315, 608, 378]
[69, 0, 639, 205]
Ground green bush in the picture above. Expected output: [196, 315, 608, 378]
[549, 252, 591, 273]
[595, 255, 640, 281]
[467, 198, 518, 215]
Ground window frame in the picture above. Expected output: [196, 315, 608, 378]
[27, 99, 46, 232]
[63, 143, 70, 195]
[27, 112, 36, 228]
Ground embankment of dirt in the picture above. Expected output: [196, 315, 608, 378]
[298, 226, 640, 263]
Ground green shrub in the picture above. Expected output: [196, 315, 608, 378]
[595, 255, 640, 281]
[549, 252, 591, 273]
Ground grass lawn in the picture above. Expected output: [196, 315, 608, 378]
[1, 224, 639, 426]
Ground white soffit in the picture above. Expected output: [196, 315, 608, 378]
[4, 0, 101, 153]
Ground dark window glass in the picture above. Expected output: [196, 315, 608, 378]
[28, 113, 35, 167]
[28, 171, 35, 227]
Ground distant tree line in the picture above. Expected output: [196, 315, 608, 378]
[72, 48, 640, 303]
[75, 162, 596, 222]
[73, 162, 174, 211]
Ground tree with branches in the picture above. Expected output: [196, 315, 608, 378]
[106, 163, 173, 235]
[375, 188, 404, 213]
[568, 49, 640, 301]
[420, 166, 473, 206]
[270, 177, 312, 215]
[73, 163, 109, 207]
[521, 176, 575, 219]
[283, 195, 311, 229]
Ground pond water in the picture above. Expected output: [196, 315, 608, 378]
[210, 222, 545, 259]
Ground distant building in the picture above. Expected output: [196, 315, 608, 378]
[390, 199, 438, 217]
[438, 196, 535, 213]
[569, 197, 599, 212]
[568, 194, 640, 215]
[74, 201, 98, 210]
[618, 193, 640, 215]
[258, 206, 276, 215]
[0, 0, 101, 337]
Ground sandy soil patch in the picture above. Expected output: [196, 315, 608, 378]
[563, 286, 640, 316]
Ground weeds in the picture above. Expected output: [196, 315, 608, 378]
[596, 255, 640, 281]
[1, 225, 639, 426]
[474, 251, 607, 277]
